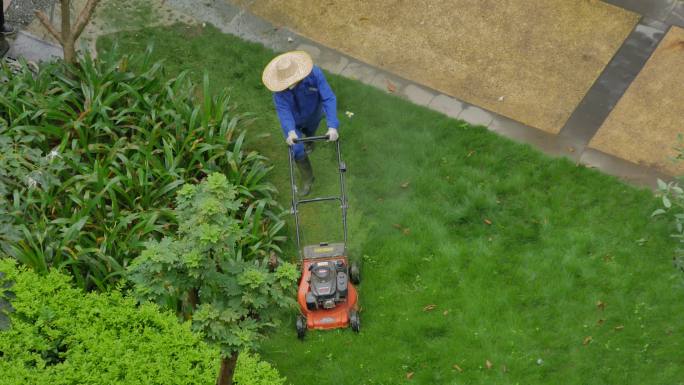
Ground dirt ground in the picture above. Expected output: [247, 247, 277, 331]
[590, 26, 684, 176]
[235, 0, 638, 134]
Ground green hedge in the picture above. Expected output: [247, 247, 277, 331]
[0, 259, 285, 384]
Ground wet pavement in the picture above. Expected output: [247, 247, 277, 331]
[7, 30, 62, 62]
[559, 17, 668, 145]
[603, 0, 684, 27]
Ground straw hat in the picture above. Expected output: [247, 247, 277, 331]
[262, 51, 314, 92]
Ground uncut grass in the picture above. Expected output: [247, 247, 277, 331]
[98, 25, 684, 384]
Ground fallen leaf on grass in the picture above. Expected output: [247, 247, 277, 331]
[387, 80, 397, 93]
[406, 372, 414, 380]
[597, 319, 605, 325]
[423, 304, 436, 311]
[485, 360, 493, 369]
[614, 325, 624, 331]
[453, 364, 463, 372]
[484, 219, 492, 225]
[392, 223, 403, 230]
[401, 181, 410, 188]
[443, 310, 449, 316]
[582, 336, 593, 345]
[596, 300, 605, 310]
[466, 150, 476, 157]
[402, 228, 411, 235]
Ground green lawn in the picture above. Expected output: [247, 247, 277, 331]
[99, 24, 684, 385]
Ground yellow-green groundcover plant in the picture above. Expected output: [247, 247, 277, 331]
[0, 259, 285, 384]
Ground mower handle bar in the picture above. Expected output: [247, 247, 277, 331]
[287, 139, 348, 260]
[293, 135, 330, 144]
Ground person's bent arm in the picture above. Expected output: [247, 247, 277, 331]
[314, 67, 340, 134]
[273, 93, 297, 143]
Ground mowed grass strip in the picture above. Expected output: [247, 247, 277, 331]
[99, 24, 684, 385]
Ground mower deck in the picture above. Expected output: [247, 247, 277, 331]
[298, 256, 358, 330]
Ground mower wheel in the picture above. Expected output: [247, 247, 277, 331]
[296, 315, 307, 340]
[349, 310, 360, 333]
[350, 262, 361, 285]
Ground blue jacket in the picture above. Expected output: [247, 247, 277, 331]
[272, 66, 339, 135]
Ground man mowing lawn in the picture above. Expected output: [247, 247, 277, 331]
[262, 50, 340, 196]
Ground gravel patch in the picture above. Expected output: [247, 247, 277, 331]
[6, 0, 57, 27]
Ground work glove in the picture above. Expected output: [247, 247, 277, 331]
[326, 128, 339, 142]
[286, 130, 298, 146]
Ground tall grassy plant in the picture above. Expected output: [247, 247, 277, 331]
[0, 50, 283, 290]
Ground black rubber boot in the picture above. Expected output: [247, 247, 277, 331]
[1, 24, 15, 36]
[295, 156, 315, 196]
[304, 141, 315, 155]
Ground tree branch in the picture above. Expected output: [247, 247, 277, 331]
[34, 10, 64, 45]
[72, 0, 101, 40]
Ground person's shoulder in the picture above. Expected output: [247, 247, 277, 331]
[272, 90, 288, 100]
[310, 65, 325, 78]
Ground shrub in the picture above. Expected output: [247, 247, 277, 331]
[653, 178, 684, 272]
[0, 258, 287, 384]
[128, 173, 298, 385]
[0, 258, 219, 384]
[233, 352, 286, 385]
[0, 50, 282, 290]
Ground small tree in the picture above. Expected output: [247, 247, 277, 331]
[35, 0, 100, 64]
[128, 173, 298, 385]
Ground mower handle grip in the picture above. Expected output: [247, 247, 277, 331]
[293, 135, 330, 144]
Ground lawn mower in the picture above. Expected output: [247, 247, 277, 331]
[287, 135, 360, 340]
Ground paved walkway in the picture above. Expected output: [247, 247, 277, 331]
[3, 0, 682, 189]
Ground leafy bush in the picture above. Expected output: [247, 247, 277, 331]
[653, 178, 684, 272]
[652, 136, 684, 273]
[0, 258, 287, 384]
[234, 352, 286, 385]
[0, 50, 282, 290]
[0, 258, 219, 384]
[128, 173, 298, 384]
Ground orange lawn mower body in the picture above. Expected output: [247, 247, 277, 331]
[287, 136, 361, 339]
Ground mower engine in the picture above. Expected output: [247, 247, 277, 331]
[306, 260, 348, 310]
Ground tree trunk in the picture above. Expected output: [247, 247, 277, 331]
[216, 352, 238, 385]
[60, 0, 71, 38]
[59, 0, 76, 64]
[62, 38, 76, 65]
[35, 0, 101, 65]
[183, 287, 199, 320]
[188, 287, 199, 310]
